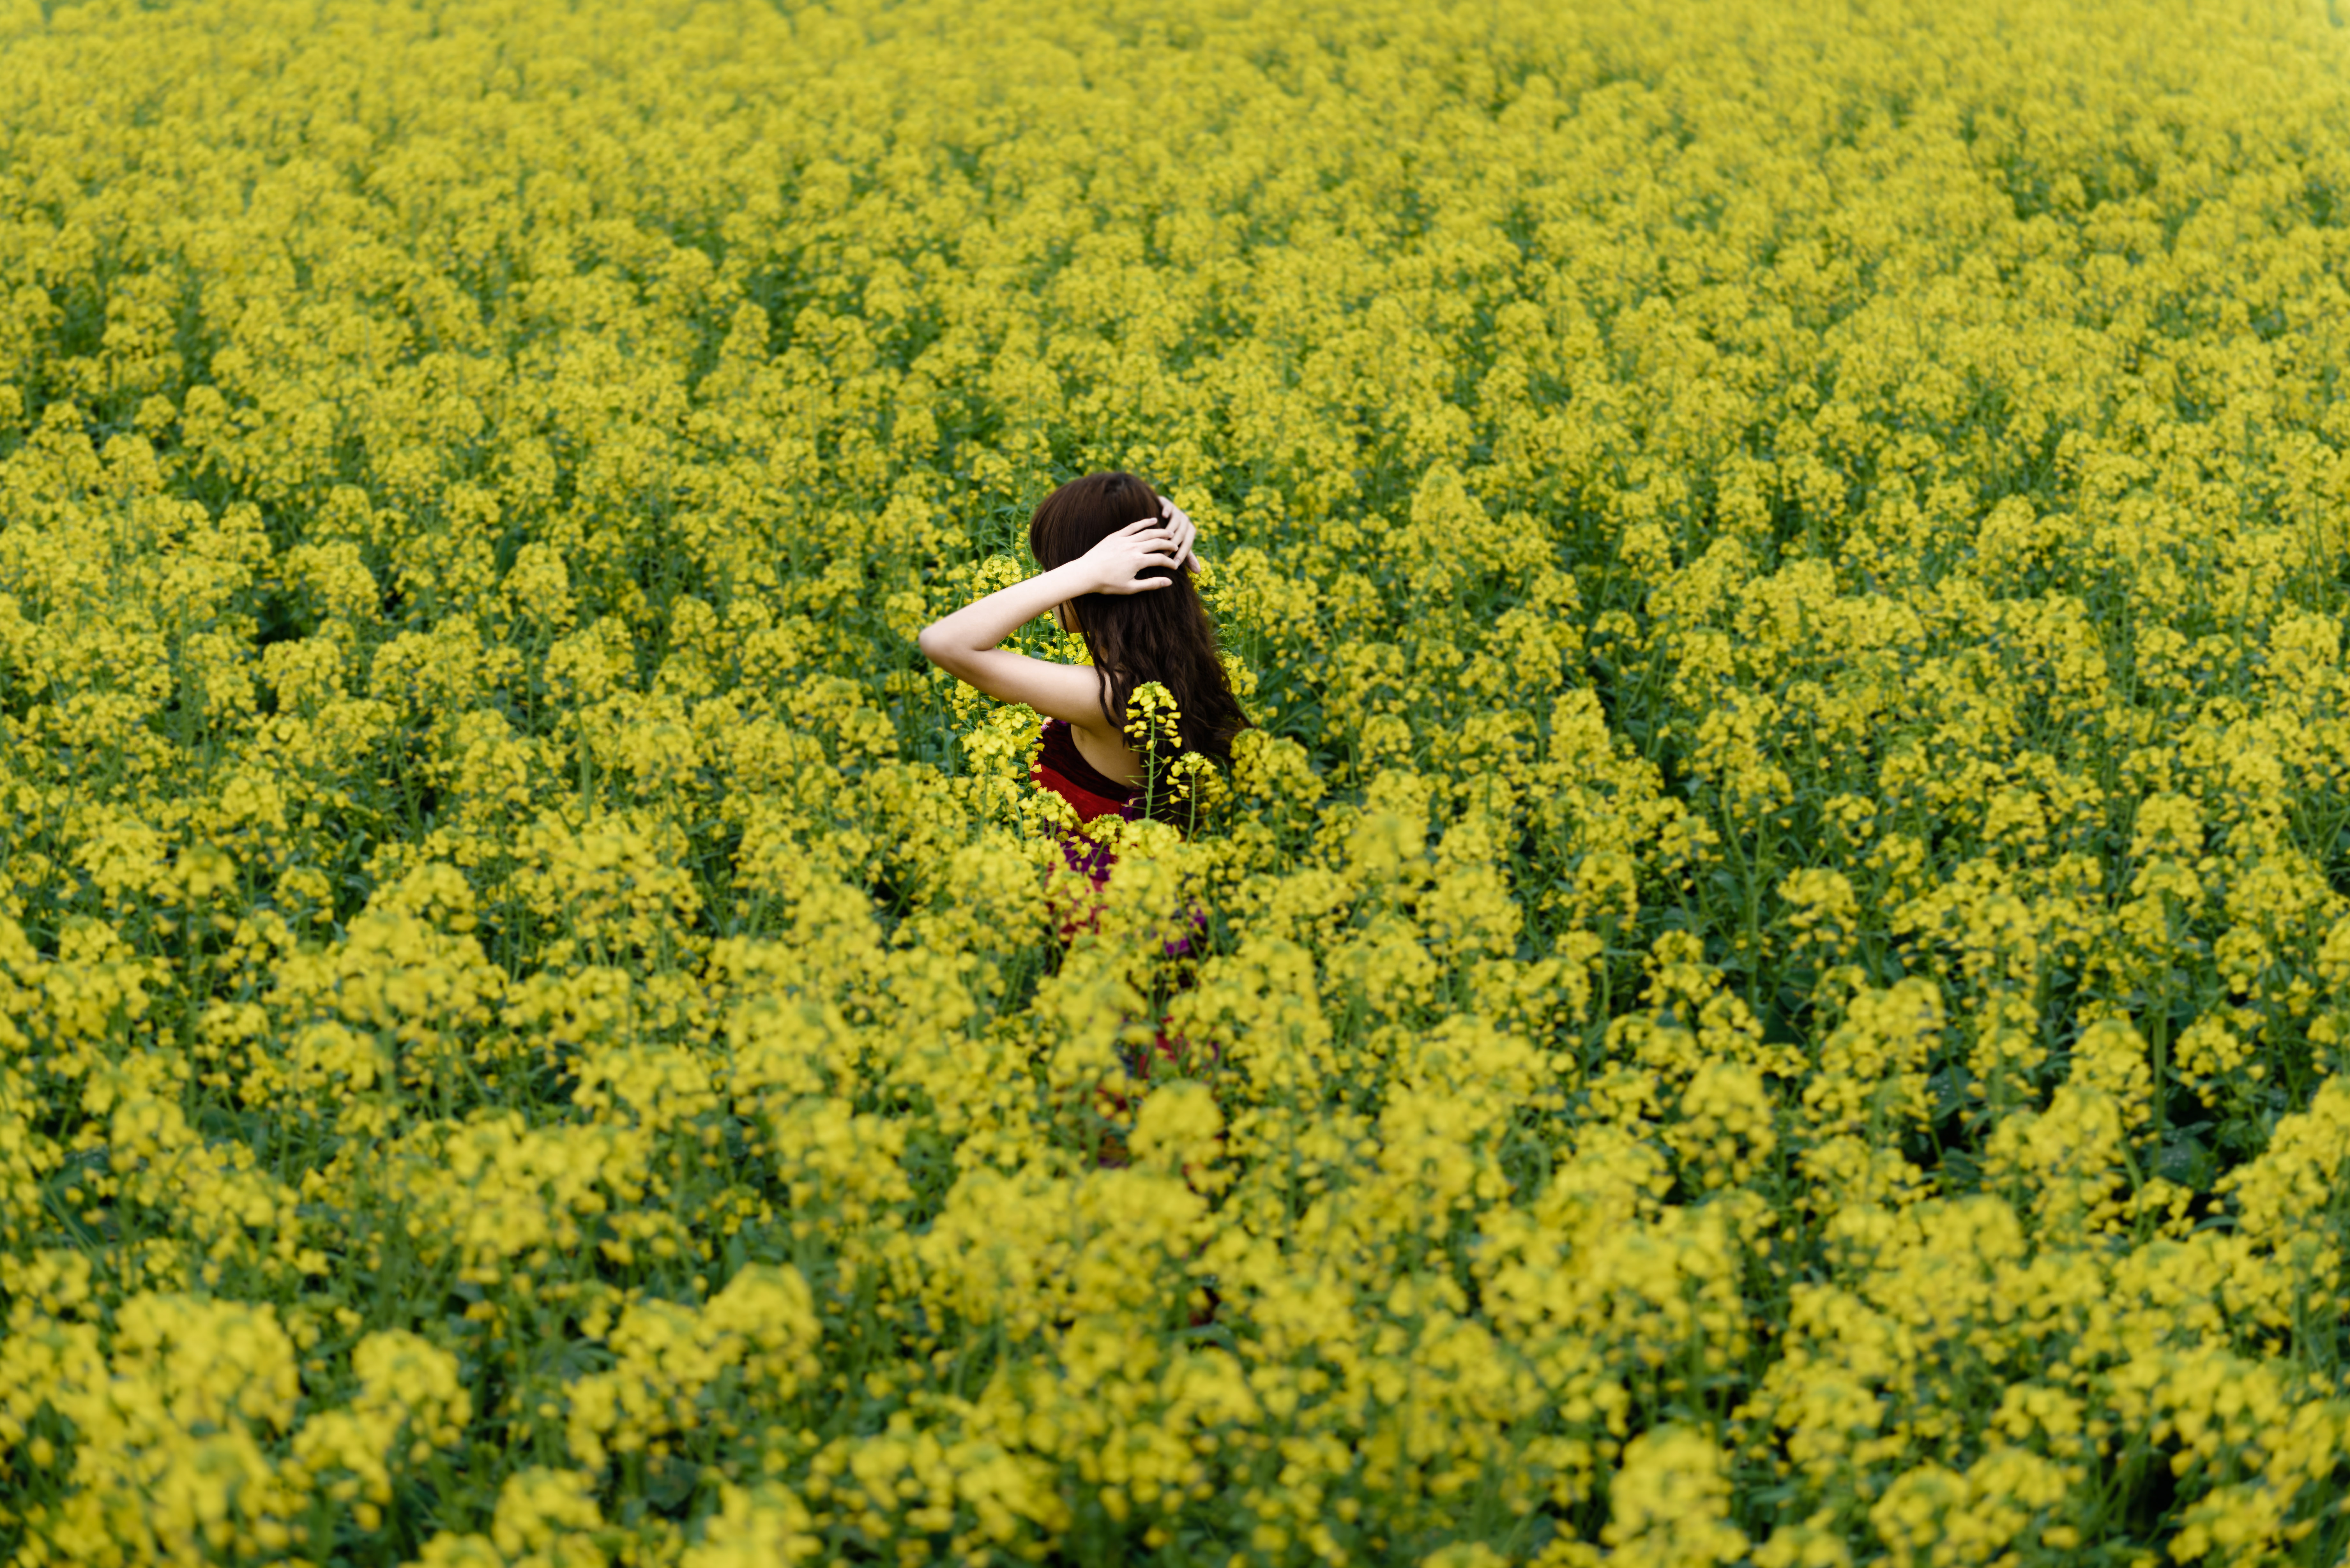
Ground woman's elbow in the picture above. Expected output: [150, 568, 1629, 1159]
[916, 623, 960, 671]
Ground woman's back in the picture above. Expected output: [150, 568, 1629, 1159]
[1034, 716, 1139, 824]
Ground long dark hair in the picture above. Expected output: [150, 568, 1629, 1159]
[1028, 471, 1251, 805]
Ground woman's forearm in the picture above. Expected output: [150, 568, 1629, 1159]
[918, 561, 1096, 667]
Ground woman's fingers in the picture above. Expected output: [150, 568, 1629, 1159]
[1151, 497, 1198, 570]
[1135, 506, 1195, 564]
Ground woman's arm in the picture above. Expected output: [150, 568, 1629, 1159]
[917, 516, 1183, 721]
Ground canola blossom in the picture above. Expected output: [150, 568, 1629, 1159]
[4, 0, 2350, 1561]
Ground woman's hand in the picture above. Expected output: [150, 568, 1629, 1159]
[1077, 517, 1184, 594]
[1158, 496, 1199, 573]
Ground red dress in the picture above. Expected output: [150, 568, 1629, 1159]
[1031, 720, 1207, 968]
[1033, 720, 1214, 1096]
[1031, 718, 1137, 922]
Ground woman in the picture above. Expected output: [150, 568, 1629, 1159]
[921, 470, 1244, 1156]
[917, 470, 1249, 837]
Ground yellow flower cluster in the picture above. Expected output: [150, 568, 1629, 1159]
[3, 0, 2350, 1561]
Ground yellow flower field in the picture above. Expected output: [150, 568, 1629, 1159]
[4, 0, 2350, 1560]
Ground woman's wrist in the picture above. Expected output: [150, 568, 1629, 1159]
[1042, 559, 1101, 599]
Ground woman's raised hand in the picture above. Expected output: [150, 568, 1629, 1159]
[1078, 516, 1185, 594]
[1158, 496, 1199, 573]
